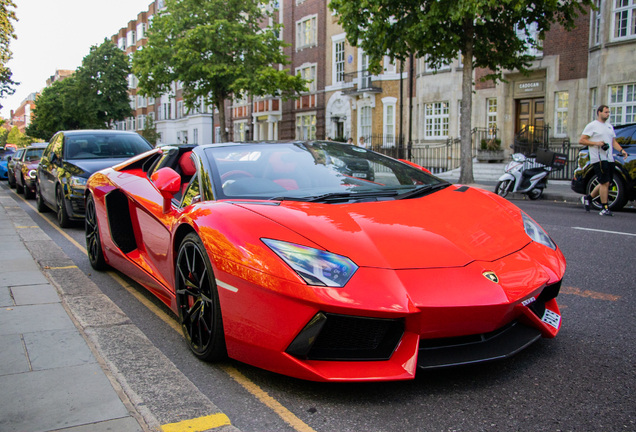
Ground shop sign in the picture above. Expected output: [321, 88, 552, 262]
[514, 80, 545, 98]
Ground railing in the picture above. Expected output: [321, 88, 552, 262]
[520, 139, 580, 180]
[341, 70, 383, 94]
[513, 125, 551, 155]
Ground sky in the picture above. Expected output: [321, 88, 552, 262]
[1, 0, 153, 119]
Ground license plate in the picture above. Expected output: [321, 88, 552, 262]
[542, 309, 561, 329]
[352, 173, 367, 178]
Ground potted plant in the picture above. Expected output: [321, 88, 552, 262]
[477, 138, 505, 162]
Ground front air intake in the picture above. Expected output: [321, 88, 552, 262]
[286, 313, 404, 361]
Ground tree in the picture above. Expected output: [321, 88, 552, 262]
[139, 114, 160, 146]
[133, 0, 307, 142]
[330, 0, 591, 183]
[75, 39, 132, 128]
[27, 39, 132, 140]
[0, 0, 18, 107]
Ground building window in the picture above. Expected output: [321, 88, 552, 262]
[137, 114, 146, 130]
[516, 22, 542, 57]
[148, 96, 155, 106]
[137, 23, 147, 40]
[612, 0, 636, 40]
[424, 55, 451, 73]
[129, 95, 136, 110]
[193, 128, 198, 144]
[137, 95, 147, 108]
[176, 100, 184, 119]
[590, 87, 598, 121]
[296, 15, 317, 50]
[127, 30, 136, 47]
[555, 92, 569, 137]
[297, 64, 317, 93]
[383, 100, 396, 147]
[359, 106, 372, 140]
[295, 113, 316, 140]
[424, 102, 450, 139]
[487, 98, 497, 137]
[457, 100, 462, 138]
[609, 83, 636, 125]
[383, 56, 396, 74]
[118, 37, 126, 50]
[334, 40, 345, 83]
[215, 126, 221, 143]
[128, 74, 138, 89]
[234, 121, 246, 141]
[593, 0, 602, 45]
[182, 130, 188, 144]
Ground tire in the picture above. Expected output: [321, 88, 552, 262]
[586, 174, 626, 211]
[8, 172, 15, 188]
[495, 180, 513, 198]
[24, 180, 34, 199]
[175, 232, 226, 361]
[528, 188, 543, 200]
[85, 194, 108, 271]
[15, 176, 23, 194]
[56, 185, 72, 228]
[35, 181, 49, 213]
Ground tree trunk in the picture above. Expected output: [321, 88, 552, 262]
[459, 18, 475, 185]
[217, 96, 228, 142]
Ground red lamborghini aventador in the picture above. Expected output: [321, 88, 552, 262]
[85, 141, 566, 382]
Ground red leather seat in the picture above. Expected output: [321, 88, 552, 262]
[178, 151, 195, 196]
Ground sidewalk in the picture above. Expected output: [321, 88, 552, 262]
[0, 188, 239, 432]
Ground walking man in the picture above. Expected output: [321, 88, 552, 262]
[579, 105, 628, 216]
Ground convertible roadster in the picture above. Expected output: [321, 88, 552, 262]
[85, 141, 565, 382]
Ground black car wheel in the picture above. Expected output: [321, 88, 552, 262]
[8, 171, 15, 188]
[23, 178, 34, 199]
[528, 188, 543, 200]
[56, 186, 72, 228]
[586, 174, 626, 211]
[175, 233, 226, 361]
[15, 175, 23, 194]
[494, 180, 513, 198]
[85, 194, 107, 271]
[35, 181, 49, 213]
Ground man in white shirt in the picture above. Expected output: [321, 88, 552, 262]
[579, 105, 629, 216]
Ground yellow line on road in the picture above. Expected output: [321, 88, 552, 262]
[15, 189, 313, 432]
[45, 265, 78, 270]
[562, 286, 620, 301]
[160, 413, 231, 432]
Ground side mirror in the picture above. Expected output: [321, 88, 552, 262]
[151, 167, 182, 213]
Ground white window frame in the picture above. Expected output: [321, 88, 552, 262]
[296, 63, 317, 93]
[193, 128, 198, 144]
[137, 23, 147, 40]
[215, 126, 221, 143]
[609, 83, 636, 125]
[118, 37, 126, 50]
[127, 30, 136, 47]
[424, 102, 450, 139]
[487, 98, 498, 138]
[137, 114, 146, 131]
[382, 97, 397, 147]
[128, 74, 138, 89]
[332, 34, 346, 84]
[424, 55, 451, 73]
[137, 95, 147, 108]
[516, 22, 543, 57]
[358, 105, 372, 141]
[234, 120, 247, 141]
[295, 112, 317, 140]
[590, 88, 598, 121]
[296, 15, 317, 50]
[129, 95, 136, 110]
[593, 0, 602, 45]
[612, 0, 636, 41]
[554, 92, 569, 137]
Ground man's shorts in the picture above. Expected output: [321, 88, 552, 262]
[592, 160, 614, 184]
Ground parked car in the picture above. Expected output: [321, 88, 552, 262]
[85, 141, 566, 382]
[571, 122, 636, 210]
[14, 143, 48, 198]
[6, 147, 24, 187]
[36, 130, 153, 227]
[0, 147, 16, 180]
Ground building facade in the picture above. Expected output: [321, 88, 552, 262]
[9, 93, 38, 134]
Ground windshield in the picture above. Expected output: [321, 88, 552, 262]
[65, 133, 152, 160]
[25, 149, 44, 161]
[205, 142, 447, 202]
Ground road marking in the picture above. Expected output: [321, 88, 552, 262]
[15, 225, 39, 228]
[44, 265, 78, 270]
[14, 189, 314, 432]
[160, 413, 231, 432]
[572, 227, 636, 237]
[561, 286, 620, 301]
[221, 365, 317, 432]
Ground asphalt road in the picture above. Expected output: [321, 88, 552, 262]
[5, 183, 636, 432]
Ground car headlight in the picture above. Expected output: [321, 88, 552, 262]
[262, 239, 358, 287]
[28, 169, 37, 179]
[522, 212, 556, 250]
[69, 176, 88, 189]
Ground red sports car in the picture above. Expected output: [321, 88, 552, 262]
[85, 141, 565, 382]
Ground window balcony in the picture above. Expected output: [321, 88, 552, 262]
[341, 70, 383, 96]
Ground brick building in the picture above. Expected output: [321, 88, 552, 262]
[8, 92, 38, 134]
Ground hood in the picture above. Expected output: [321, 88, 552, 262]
[64, 158, 132, 178]
[234, 186, 531, 269]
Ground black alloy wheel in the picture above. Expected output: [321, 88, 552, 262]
[56, 186, 72, 228]
[35, 181, 49, 213]
[175, 233, 226, 361]
[85, 194, 107, 271]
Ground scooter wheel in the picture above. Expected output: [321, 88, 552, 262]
[528, 188, 543, 200]
[495, 180, 513, 198]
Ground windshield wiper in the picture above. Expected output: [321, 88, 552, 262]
[395, 182, 451, 200]
[306, 190, 401, 203]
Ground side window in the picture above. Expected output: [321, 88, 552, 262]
[615, 126, 636, 147]
[42, 136, 57, 160]
[180, 176, 200, 207]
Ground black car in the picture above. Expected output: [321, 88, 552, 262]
[36, 130, 153, 227]
[571, 122, 636, 210]
[331, 155, 375, 182]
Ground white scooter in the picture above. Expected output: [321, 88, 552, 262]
[494, 153, 552, 200]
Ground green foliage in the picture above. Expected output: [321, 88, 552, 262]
[139, 115, 160, 146]
[480, 138, 501, 150]
[6, 125, 20, 143]
[0, 0, 18, 106]
[0, 127, 7, 145]
[27, 39, 131, 140]
[133, 0, 307, 142]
